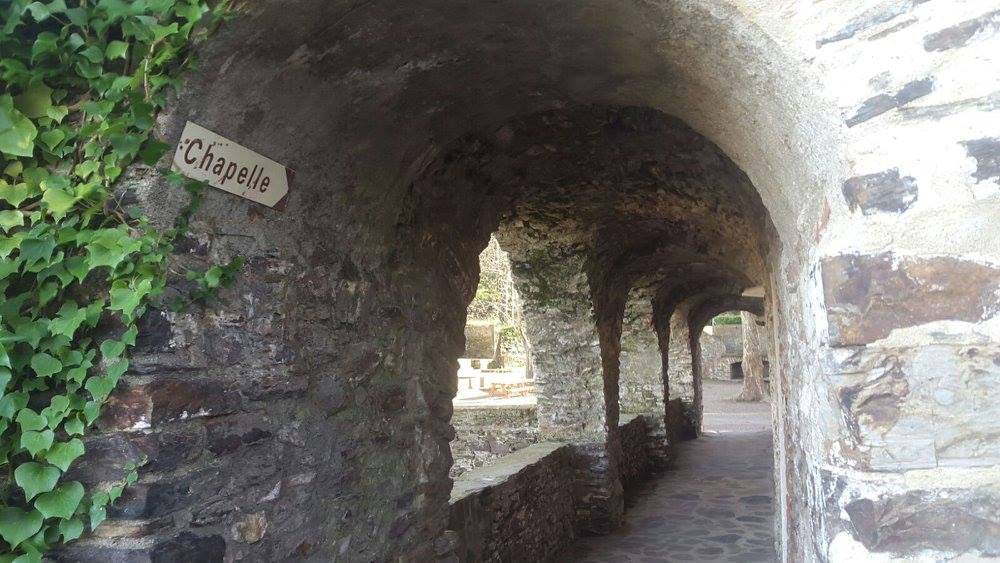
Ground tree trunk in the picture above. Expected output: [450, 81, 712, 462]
[517, 324, 534, 379]
[736, 312, 767, 402]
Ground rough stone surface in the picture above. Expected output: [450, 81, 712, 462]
[448, 443, 578, 562]
[449, 405, 539, 478]
[822, 253, 1000, 346]
[72, 0, 1000, 560]
[841, 168, 919, 214]
[618, 415, 656, 487]
[962, 137, 1000, 182]
[845, 490, 1000, 555]
[666, 305, 699, 438]
[701, 325, 749, 381]
[463, 321, 498, 359]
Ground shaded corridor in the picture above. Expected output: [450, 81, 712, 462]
[561, 381, 776, 562]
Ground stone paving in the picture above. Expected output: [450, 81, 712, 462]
[560, 381, 776, 562]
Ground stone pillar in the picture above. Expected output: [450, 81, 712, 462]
[620, 294, 669, 468]
[667, 304, 699, 439]
[502, 244, 624, 534]
[620, 298, 663, 416]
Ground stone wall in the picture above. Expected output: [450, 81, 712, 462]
[618, 415, 656, 486]
[450, 405, 539, 478]
[448, 416, 669, 562]
[701, 324, 771, 381]
[54, 1, 1000, 561]
[448, 443, 578, 562]
[699, 332, 733, 381]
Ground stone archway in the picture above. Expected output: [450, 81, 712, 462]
[64, 1, 1000, 561]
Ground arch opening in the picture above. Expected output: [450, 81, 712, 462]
[90, 1, 1000, 562]
[404, 104, 783, 553]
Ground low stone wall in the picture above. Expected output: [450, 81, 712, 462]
[618, 415, 653, 486]
[667, 398, 697, 441]
[449, 443, 577, 562]
[450, 404, 539, 478]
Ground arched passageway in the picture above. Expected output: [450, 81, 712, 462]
[64, 1, 999, 562]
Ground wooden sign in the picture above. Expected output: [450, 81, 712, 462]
[172, 121, 292, 209]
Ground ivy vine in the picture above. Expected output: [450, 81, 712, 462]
[0, 1, 235, 559]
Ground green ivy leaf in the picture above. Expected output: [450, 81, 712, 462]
[14, 544, 43, 563]
[85, 375, 115, 401]
[41, 186, 77, 220]
[0, 392, 28, 419]
[42, 439, 84, 471]
[109, 288, 141, 319]
[41, 395, 70, 428]
[79, 45, 104, 64]
[63, 414, 84, 436]
[20, 429, 54, 457]
[0, 182, 33, 207]
[25, 2, 54, 22]
[38, 280, 58, 308]
[13, 81, 53, 119]
[109, 133, 141, 157]
[49, 302, 87, 339]
[139, 138, 171, 165]
[30, 353, 62, 378]
[73, 159, 100, 180]
[45, 104, 69, 123]
[63, 256, 89, 283]
[58, 517, 84, 542]
[31, 32, 59, 60]
[19, 237, 55, 268]
[34, 481, 85, 520]
[16, 409, 47, 432]
[99, 339, 126, 359]
[82, 401, 100, 425]
[0, 210, 23, 232]
[0, 95, 38, 157]
[88, 502, 106, 531]
[14, 462, 60, 501]
[39, 128, 65, 151]
[64, 6, 87, 26]
[106, 40, 129, 59]
[0, 507, 44, 549]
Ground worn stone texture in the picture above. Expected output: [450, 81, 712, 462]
[69, 0, 1000, 561]
[620, 296, 663, 416]
[701, 324, 752, 381]
[822, 253, 1000, 346]
[618, 415, 658, 487]
[844, 490, 1000, 555]
[448, 443, 578, 562]
[666, 305, 699, 438]
[449, 405, 539, 478]
[841, 168, 919, 214]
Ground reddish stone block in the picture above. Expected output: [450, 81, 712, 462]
[822, 253, 1000, 346]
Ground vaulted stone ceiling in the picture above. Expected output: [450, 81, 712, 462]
[409, 105, 772, 310]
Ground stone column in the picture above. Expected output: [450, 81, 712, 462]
[667, 303, 699, 439]
[502, 244, 624, 534]
[620, 294, 670, 468]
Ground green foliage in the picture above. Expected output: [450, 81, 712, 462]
[712, 314, 742, 326]
[0, 0, 234, 558]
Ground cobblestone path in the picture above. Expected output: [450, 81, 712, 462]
[560, 381, 776, 562]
